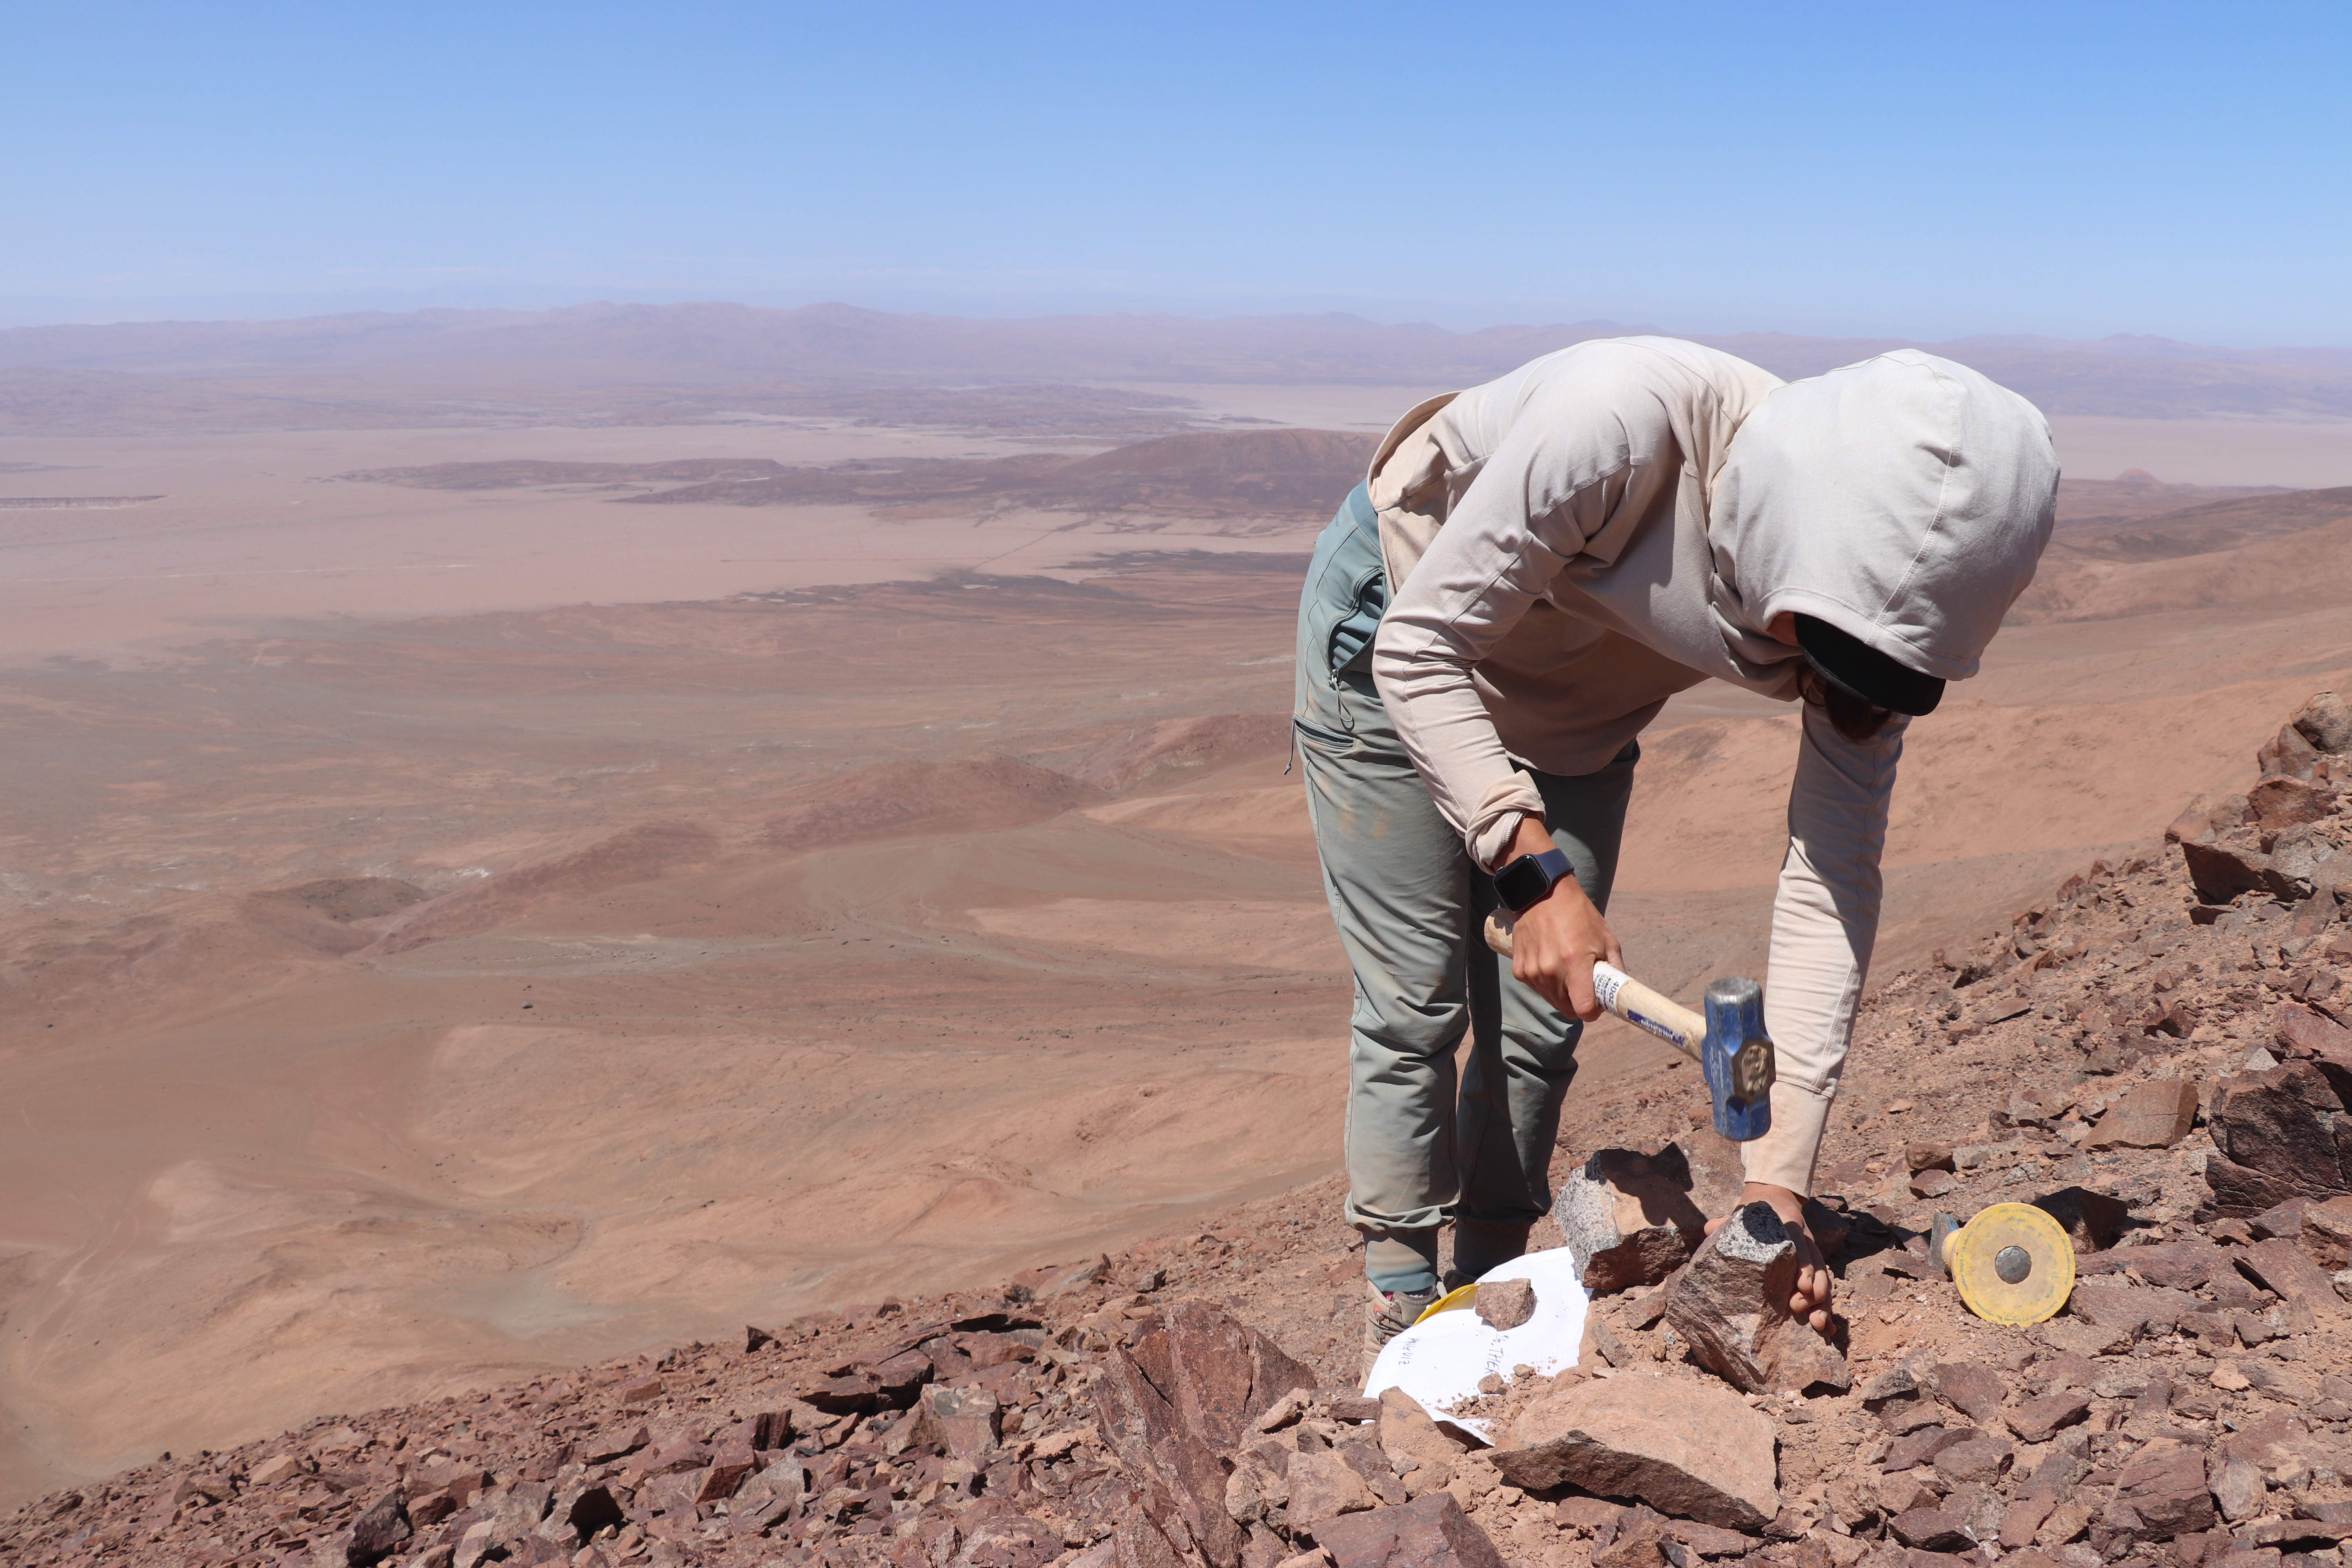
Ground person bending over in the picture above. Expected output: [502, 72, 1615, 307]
[1290, 337, 2057, 1362]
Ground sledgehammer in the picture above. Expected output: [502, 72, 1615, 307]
[1484, 910, 1776, 1141]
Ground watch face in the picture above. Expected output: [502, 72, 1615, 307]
[1495, 856, 1546, 912]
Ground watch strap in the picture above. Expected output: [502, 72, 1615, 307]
[1494, 848, 1575, 914]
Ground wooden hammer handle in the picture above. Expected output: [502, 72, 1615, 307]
[1483, 909, 1706, 1059]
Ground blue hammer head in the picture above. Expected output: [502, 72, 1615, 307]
[1702, 977, 1776, 1142]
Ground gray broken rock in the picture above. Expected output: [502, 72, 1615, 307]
[1555, 1146, 1709, 1294]
[1662, 1201, 1850, 1395]
[1486, 1375, 1779, 1530]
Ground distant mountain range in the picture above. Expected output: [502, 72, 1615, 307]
[1, 302, 2347, 430]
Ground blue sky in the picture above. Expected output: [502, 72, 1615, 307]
[6, 1, 2346, 341]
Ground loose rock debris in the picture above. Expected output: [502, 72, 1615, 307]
[11, 695, 2352, 1568]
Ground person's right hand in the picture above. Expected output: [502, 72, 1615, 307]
[1497, 820, 1622, 1020]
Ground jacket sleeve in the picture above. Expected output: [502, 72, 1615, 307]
[1370, 387, 1635, 866]
[1741, 702, 1906, 1195]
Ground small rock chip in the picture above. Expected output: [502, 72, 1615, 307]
[2007, 1392, 2091, 1443]
[1473, 1279, 1536, 1332]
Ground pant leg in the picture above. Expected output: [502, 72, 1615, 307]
[1295, 492, 1471, 1294]
[1452, 741, 1639, 1272]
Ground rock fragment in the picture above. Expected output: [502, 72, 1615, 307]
[2007, 1392, 2091, 1443]
[1925, 1362, 2004, 1426]
[1287, 1449, 1378, 1535]
[1312, 1494, 1506, 1568]
[2203, 1060, 2352, 1214]
[347, 1491, 412, 1567]
[2087, 1078, 2200, 1149]
[1554, 1146, 1708, 1293]
[1663, 1201, 1849, 1394]
[1486, 1375, 1779, 1530]
[1471, 1279, 1535, 1332]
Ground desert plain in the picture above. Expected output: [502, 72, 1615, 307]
[2, 307, 2351, 1509]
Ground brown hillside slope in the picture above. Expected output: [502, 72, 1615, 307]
[9, 696, 2352, 1568]
[2013, 488, 2352, 623]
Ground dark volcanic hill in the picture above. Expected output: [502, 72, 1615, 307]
[340, 430, 1383, 523]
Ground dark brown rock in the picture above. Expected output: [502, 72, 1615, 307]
[1093, 1305, 1312, 1568]
[696, 1441, 757, 1503]
[2183, 841, 2283, 905]
[804, 1372, 884, 1414]
[1664, 1201, 1849, 1394]
[2108, 1440, 2218, 1540]
[2299, 1194, 2352, 1266]
[2249, 777, 2335, 831]
[1555, 1146, 1708, 1293]
[2008, 1393, 2092, 1443]
[2207, 1062, 2350, 1208]
[581, 1423, 651, 1465]
[2077, 1238, 2226, 1289]
[2069, 1279, 2198, 1338]
[1931, 1434, 2014, 1486]
[2234, 1236, 2346, 1316]
[2089, 1079, 2200, 1150]
[1883, 1427, 1971, 1474]
[949, 1502, 1062, 1568]
[1472, 1278, 1535, 1332]
[1927, 1363, 2005, 1426]
[1314, 1493, 1508, 1568]
[1487, 1376, 1778, 1530]
[918, 1385, 1003, 1460]
[348, 1492, 412, 1567]
[1889, 1510, 1975, 1552]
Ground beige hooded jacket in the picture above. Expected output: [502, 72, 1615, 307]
[1368, 336, 2058, 1193]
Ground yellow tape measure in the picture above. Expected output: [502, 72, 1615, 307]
[1934, 1202, 2076, 1326]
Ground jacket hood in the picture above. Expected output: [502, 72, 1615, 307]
[1708, 349, 2058, 683]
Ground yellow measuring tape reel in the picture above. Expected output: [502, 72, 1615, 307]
[1932, 1202, 2076, 1326]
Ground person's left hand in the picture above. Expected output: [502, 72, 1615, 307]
[1705, 1181, 1834, 1333]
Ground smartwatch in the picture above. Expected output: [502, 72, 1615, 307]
[1493, 848, 1575, 914]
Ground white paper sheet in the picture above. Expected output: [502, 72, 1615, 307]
[1359, 1246, 1590, 1442]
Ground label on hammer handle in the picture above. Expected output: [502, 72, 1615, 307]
[1592, 963, 1627, 1015]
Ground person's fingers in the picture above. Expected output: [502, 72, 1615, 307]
[1566, 953, 1601, 1021]
[1602, 927, 1624, 970]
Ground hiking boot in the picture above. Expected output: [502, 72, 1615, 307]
[1363, 1279, 1441, 1373]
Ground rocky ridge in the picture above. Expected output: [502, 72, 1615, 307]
[10, 697, 2352, 1568]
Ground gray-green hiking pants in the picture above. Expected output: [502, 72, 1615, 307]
[1294, 485, 1637, 1294]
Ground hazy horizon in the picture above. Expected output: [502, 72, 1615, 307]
[9, 3, 2347, 344]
